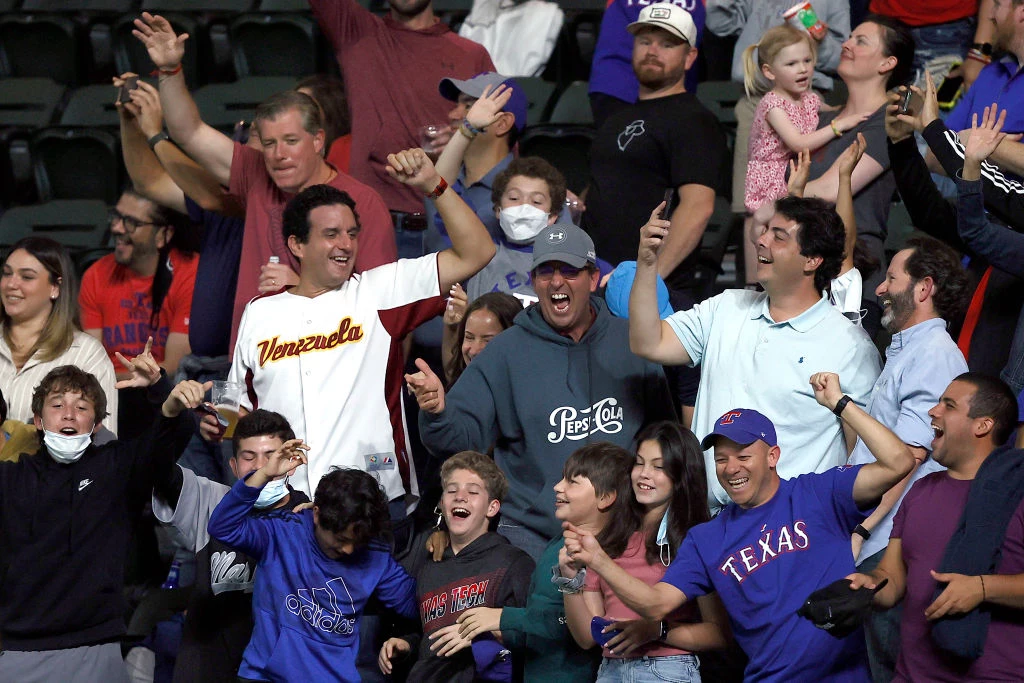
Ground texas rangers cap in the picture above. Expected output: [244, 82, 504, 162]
[797, 577, 889, 638]
[700, 408, 778, 450]
[532, 223, 597, 270]
[438, 72, 529, 133]
[627, 3, 697, 45]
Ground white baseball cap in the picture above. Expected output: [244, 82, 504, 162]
[627, 2, 697, 45]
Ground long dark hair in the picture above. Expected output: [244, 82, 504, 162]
[447, 292, 522, 387]
[632, 421, 709, 565]
[562, 442, 640, 560]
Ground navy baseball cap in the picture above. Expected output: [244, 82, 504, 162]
[439, 72, 529, 133]
[700, 408, 778, 450]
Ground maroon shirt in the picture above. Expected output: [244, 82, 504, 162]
[891, 472, 1024, 682]
[310, 0, 494, 213]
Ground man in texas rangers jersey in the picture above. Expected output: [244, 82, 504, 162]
[563, 373, 915, 683]
[228, 148, 496, 516]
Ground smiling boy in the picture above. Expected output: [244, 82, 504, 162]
[378, 451, 534, 682]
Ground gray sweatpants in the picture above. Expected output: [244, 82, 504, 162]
[0, 643, 129, 683]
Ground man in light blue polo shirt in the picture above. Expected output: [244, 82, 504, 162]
[848, 235, 969, 682]
[628, 194, 881, 511]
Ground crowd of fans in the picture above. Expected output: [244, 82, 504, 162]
[2, 0, 1024, 681]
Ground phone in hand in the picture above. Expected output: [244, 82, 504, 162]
[118, 76, 139, 105]
[897, 88, 913, 115]
[591, 616, 622, 648]
[660, 188, 675, 220]
[194, 402, 228, 438]
[936, 63, 964, 111]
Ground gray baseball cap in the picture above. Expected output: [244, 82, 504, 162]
[531, 223, 597, 269]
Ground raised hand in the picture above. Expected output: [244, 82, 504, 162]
[125, 80, 166, 139]
[809, 372, 844, 412]
[115, 337, 162, 389]
[787, 148, 811, 197]
[965, 104, 1009, 166]
[836, 133, 867, 177]
[465, 84, 514, 132]
[385, 148, 442, 195]
[443, 283, 468, 326]
[637, 202, 670, 267]
[456, 606, 503, 640]
[895, 71, 939, 133]
[261, 438, 309, 480]
[884, 90, 915, 143]
[378, 637, 412, 675]
[163, 379, 213, 418]
[132, 12, 188, 71]
[428, 623, 473, 657]
[405, 358, 446, 414]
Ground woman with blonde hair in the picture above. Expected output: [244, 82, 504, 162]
[0, 237, 118, 433]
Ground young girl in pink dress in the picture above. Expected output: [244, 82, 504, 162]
[742, 25, 868, 213]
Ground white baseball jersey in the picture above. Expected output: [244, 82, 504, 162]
[229, 255, 444, 502]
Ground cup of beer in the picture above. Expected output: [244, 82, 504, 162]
[211, 381, 244, 439]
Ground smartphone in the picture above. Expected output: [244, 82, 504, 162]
[590, 616, 622, 648]
[194, 402, 228, 437]
[660, 188, 675, 220]
[936, 65, 964, 111]
[118, 75, 139, 105]
[897, 88, 913, 115]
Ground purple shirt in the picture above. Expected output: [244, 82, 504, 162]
[891, 472, 1024, 681]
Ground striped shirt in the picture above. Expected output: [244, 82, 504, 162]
[0, 329, 119, 435]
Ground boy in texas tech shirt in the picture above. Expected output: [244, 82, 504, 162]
[379, 451, 535, 681]
[151, 409, 309, 682]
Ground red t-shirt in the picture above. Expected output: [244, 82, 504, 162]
[79, 250, 198, 365]
[327, 134, 352, 174]
[869, 0, 976, 27]
[310, 0, 494, 212]
[228, 142, 397, 353]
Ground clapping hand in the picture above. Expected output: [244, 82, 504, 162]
[836, 133, 867, 178]
[787, 149, 811, 197]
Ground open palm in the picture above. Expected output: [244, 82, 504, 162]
[132, 12, 188, 70]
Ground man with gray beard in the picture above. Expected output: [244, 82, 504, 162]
[848, 234, 971, 682]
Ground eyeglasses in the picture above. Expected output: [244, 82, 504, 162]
[108, 208, 162, 234]
[533, 264, 587, 280]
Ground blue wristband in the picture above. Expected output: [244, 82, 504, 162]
[462, 118, 486, 135]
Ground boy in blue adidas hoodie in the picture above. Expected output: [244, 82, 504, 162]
[208, 442, 417, 682]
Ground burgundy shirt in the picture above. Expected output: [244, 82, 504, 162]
[310, 0, 494, 213]
[891, 471, 1024, 682]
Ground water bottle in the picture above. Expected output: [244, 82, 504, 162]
[161, 560, 181, 590]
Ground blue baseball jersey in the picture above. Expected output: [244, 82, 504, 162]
[663, 466, 872, 682]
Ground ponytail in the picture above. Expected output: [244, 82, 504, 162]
[742, 43, 763, 98]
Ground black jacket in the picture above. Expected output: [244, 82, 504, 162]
[0, 406, 192, 651]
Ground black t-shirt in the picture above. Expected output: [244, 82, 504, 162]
[581, 91, 727, 291]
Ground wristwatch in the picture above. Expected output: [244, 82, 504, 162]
[147, 130, 170, 150]
[971, 42, 993, 56]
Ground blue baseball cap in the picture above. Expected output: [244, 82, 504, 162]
[439, 72, 529, 133]
[604, 261, 673, 320]
[700, 408, 778, 450]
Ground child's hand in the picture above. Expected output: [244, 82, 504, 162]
[557, 544, 579, 577]
[378, 637, 411, 675]
[429, 623, 473, 657]
[833, 110, 871, 135]
[456, 606, 503, 640]
[836, 132, 867, 178]
[786, 149, 811, 197]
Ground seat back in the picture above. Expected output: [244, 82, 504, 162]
[230, 14, 317, 78]
[193, 76, 298, 132]
[516, 76, 557, 127]
[0, 78, 66, 128]
[32, 127, 121, 204]
[60, 83, 134, 128]
[518, 124, 594, 194]
[548, 80, 593, 125]
[0, 15, 80, 85]
[0, 199, 111, 252]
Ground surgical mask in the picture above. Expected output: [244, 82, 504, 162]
[498, 204, 550, 244]
[656, 510, 671, 567]
[44, 430, 93, 464]
[255, 477, 290, 509]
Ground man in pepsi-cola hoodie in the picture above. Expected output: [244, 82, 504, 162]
[207, 449, 417, 682]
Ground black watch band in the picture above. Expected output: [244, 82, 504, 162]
[147, 130, 170, 150]
[853, 524, 871, 540]
[659, 621, 669, 641]
[833, 394, 853, 417]
[971, 42, 993, 56]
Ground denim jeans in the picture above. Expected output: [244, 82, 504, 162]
[857, 548, 901, 683]
[496, 520, 551, 562]
[596, 654, 701, 683]
[909, 18, 975, 82]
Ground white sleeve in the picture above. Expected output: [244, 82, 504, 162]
[362, 255, 441, 310]
[152, 465, 230, 552]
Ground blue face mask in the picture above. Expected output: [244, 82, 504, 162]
[255, 477, 290, 509]
[656, 510, 671, 567]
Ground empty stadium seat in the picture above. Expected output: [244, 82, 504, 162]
[516, 77, 557, 127]
[695, 80, 746, 127]
[0, 199, 111, 252]
[21, 0, 134, 10]
[230, 14, 318, 78]
[141, 0, 254, 12]
[60, 84, 134, 128]
[518, 124, 594, 194]
[0, 14, 80, 85]
[548, 81, 593, 125]
[0, 78, 66, 128]
[193, 76, 297, 132]
[32, 127, 122, 204]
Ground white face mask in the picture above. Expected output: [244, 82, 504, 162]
[498, 204, 550, 245]
[43, 430, 93, 464]
[656, 510, 671, 567]
[254, 477, 290, 509]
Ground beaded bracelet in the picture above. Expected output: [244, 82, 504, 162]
[462, 118, 486, 136]
[830, 119, 842, 137]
